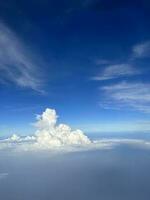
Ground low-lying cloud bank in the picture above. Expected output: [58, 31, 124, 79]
[0, 108, 150, 152]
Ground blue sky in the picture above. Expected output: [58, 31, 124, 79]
[0, 0, 150, 136]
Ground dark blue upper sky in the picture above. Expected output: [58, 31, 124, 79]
[0, 0, 150, 136]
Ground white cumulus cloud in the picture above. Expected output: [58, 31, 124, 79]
[0, 108, 91, 151]
[34, 108, 91, 148]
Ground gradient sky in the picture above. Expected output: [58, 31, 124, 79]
[0, 0, 150, 136]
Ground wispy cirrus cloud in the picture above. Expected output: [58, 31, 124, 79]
[132, 41, 150, 58]
[92, 64, 140, 81]
[92, 40, 150, 113]
[92, 40, 150, 82]
[100, 82, 150, 113]
[0, 22, 44, 92]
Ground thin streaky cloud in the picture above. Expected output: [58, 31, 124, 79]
[100, 82, 150, 113]
[92, 64, 140, 81]
[0, 22, 44, 92]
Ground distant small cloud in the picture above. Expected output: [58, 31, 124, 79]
[132, 41, 150, 58]
[92, 64, 140, 81]
[0, 22, 44, 92]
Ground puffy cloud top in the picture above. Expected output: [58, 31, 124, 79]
[35, 108, 91, 148]
[35, 108, 58, 130]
